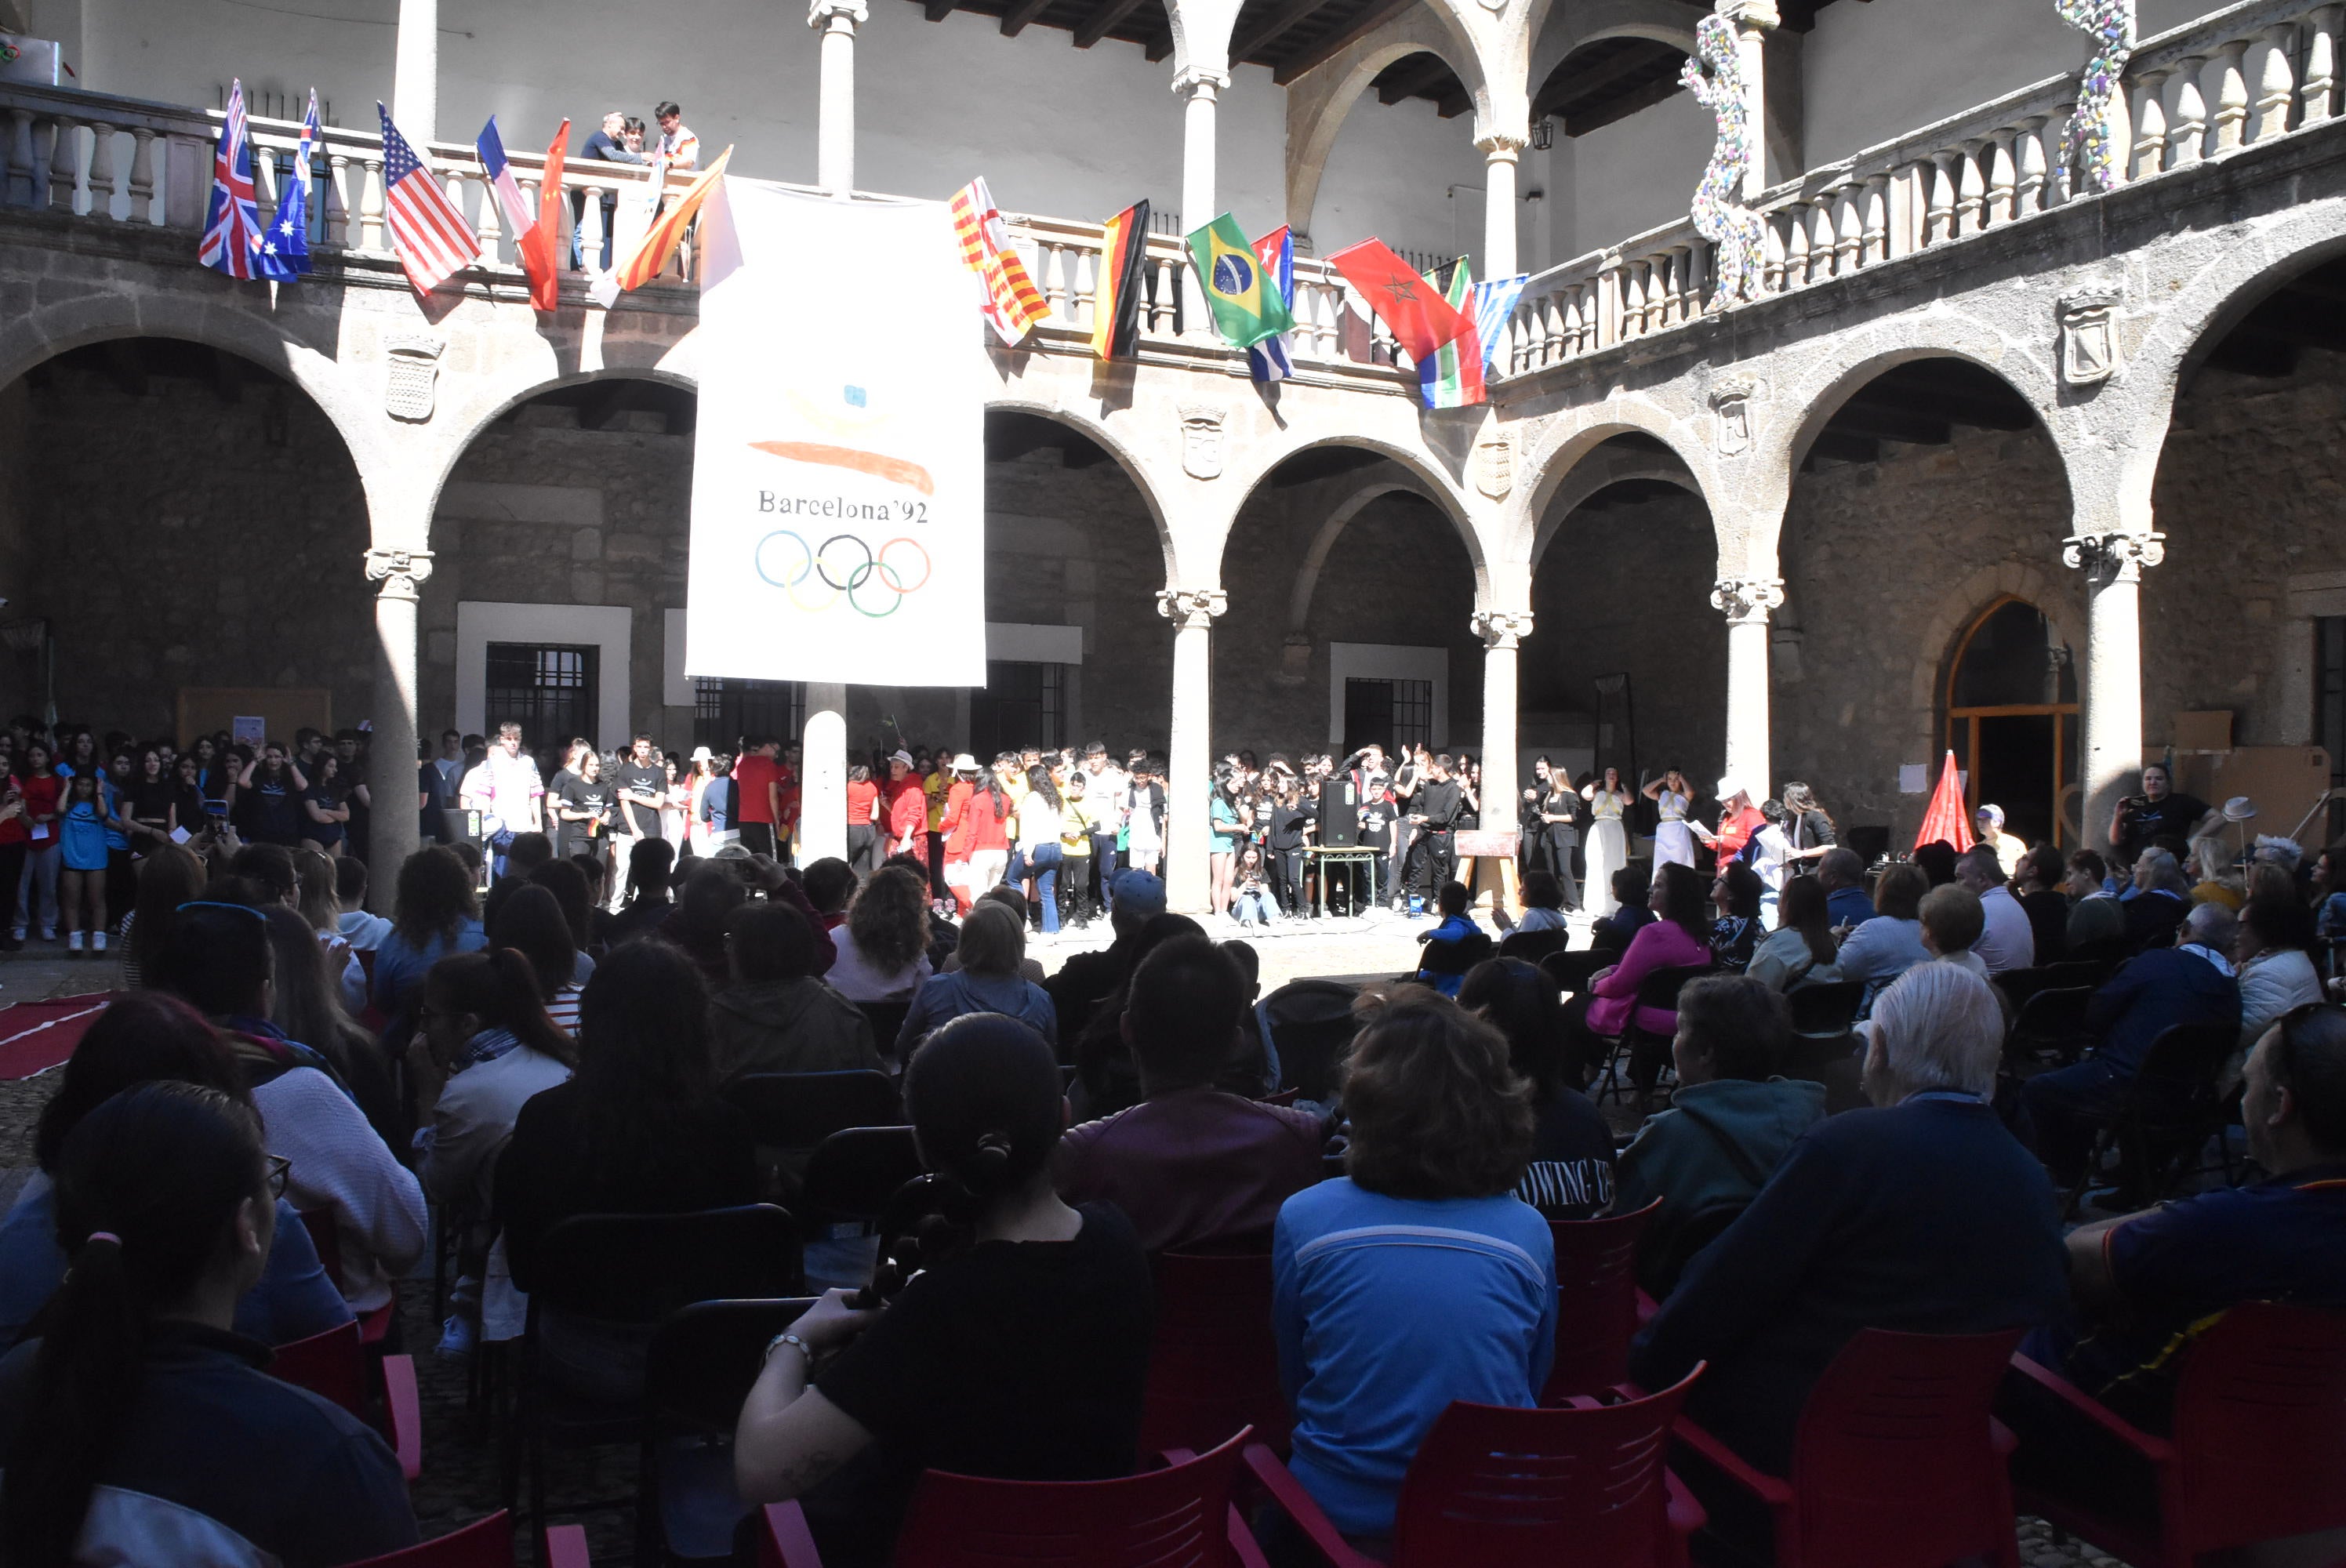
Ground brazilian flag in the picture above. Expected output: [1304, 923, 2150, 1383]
[1185, 213, 1297, 350]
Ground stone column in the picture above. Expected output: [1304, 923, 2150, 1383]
[365, 547, 433, 912]
[1712, 576, 1784, 797]
[1175, 67, 1229, 236]
[1722, 0, 1781, 198]
[393, 0, 438, 142]
[1473, 610, 1534, 831]
[1477, 135, 1523, 279]
[1160, 587, 1226, 914]
[2064, 529, 2164, 849]
[801, 681, 848, 864]
[811, 0, 869, 197]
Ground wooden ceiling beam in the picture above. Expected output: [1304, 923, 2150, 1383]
[1435, 85, 1471, 118]
[1230, 0, 1328, 62]
[1273, 0, 1419, 85]
[1374, 53, 1455, 103]
[1000, 0, 1056, 38]
[1146, 26, 1174, 60]
[1073, 0, 1153, 48]
[924, 0, 957, 20]
[1535, 41, 1680, 120]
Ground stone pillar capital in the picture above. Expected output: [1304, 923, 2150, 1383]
[2062, 530, 2166, 583]
[1473, 609, 1535, 648]
[1171, 66, 1231, 99]
[1157, 587, 1228, 629]
[365, 546, 435, 601]
[808, 0, 867, 31]
[1716, 0, 1779, 30]
[1475, 133, 1527, 162]
[1711, 576, 1785, 624]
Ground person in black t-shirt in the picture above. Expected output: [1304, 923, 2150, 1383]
[733, 1013, 1154, 1567]
[614, 734, 666, 844]
[1269, 781, 1311, 917]
[554, 751, 613, 864]
[2108, 761, 2217, 868]
[120, 746, 181, 857]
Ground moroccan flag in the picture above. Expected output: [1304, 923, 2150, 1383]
[1417, 259, 1484, 408]
[950, 177, 1048, 344]
[591, 146, 731, 306]
[1327, 238, 1470, 365]
[1914, 750, 1977, 853]
[527, 120, 568, 312]
[1186, 212, 1295, 351]
[1247, 225, 1295, 383]
[1091, 199, 1150, 360]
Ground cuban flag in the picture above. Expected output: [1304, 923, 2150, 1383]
[256, 89, 317, 282]
[197, 78, 264, 281]
[1247, 225, 1296, 383]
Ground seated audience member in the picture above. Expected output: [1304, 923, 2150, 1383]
[2065, 850, 2123, 938]
[503, 831, 555, 879]
[1630, 963, 2067, 1477]
[1919, 883, 1991, 980]
[659, 862, 748, 985]
[2235, 895, 2323, 1054]
[1745, 875, 1842, 993]
[494, 938, 757, 1399]
[1217, 937, 1277, 1098]
[709, 900, 881, 1083]
[2024, 902, 2243, 1187]
[1564, 862, 1714, 1087]
[2186, 838, 2243, 911]
[412, 947, 577, 1353]
[523, 858, 600, 979]
[2017, 1002, 2346, 1436]
[2124, 847, 2192, 952]
[0, 1083, 417, 1566]
[897, 902, 1058, 1058]
[1709, 864, 1765, 972]
[154, 904, 427, 1313]
[2315, 842, 2346, 941]
[260, 902, 398, 1149]
[1956, 843, 2035, 975]
[334, 855, 391, 953]
[1274, 989, 1555, 1548]
[1835, 861, 1932, 1015]
[826, 866, 935, 1004]
[1070, 913, 1212, 1118]
[1817, 848, 1876, 931]
[1502, 871, 1571, 935]
[1459, 958, 1613, 1217]
[946, 887, 1047, 984]
[369, 845, 488, 1040]
[1590, 867, 1656, 953]
[2013, 844, 2071, 964]
[608, 837, 678, 949]
[1045, 869, 1167, 1044]
[292, 851, 365, 1014]
[732, 1014, 1154, 1567]
[1411, 881, 1484, 998]
[1912, 840, 1959, 887]
[1053, 935, 1325, 1250]
[0, 992, 349, 1347]
[798, 857, 857, 933]
[1616, 975, 1825, 1295]
[487, 881, 584, 1035]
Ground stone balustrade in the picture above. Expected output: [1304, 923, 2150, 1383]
[1497, 0, 2346, 382]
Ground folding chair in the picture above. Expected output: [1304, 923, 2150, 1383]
[1542, 1199, 1661, 1403]
[1139, 1252, 1287, 1457]
[267, 1319, 423, 1481]
[342, 1510, 590, 1567]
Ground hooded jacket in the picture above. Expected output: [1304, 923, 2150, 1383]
[1616, 1076, 1828, 1294]
[708, 978, 882, 1084]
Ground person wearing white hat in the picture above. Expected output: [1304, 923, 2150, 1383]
[937, 754, 982, 913]
[1974, 803, 2028, 880]
[1689, 778, 1765, 866]
[882, 750, 926, 859]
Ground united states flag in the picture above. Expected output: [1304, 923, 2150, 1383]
[197, 78, 263, 280]
[376, 102, 480, 294]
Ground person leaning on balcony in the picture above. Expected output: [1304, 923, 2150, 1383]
[572, 111, 645, 271]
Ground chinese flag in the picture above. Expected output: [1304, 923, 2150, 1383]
[1914, 750, 1977, 853]
[1327, 238, 1471, 365]
[524, 119, 568, 313]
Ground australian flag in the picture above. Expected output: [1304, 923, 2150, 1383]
[1247, 225, 1297, 383]
[256, 89, 317, 282]
[196, 78, 263, 280]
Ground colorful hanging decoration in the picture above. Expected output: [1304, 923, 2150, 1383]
[2057, 0, 2137, 193]
[1683, 13, 1765, 311]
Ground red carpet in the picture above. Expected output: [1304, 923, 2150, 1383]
[0, 993, 115, 1080]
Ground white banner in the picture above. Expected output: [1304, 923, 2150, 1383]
[687, 180, 986, 686]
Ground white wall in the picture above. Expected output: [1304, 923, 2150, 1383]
[1309, 90, 1491, 265]
[1548, 85, 1714, 260]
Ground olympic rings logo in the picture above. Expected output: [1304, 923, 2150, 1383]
[754, 532, 932, 618]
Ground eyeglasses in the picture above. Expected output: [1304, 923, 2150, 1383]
[265, 1154, 292, 1200]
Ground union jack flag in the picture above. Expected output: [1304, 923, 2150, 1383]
[197, 78, 264, 281]
[376, 102, 481, 295]
[256, 89, 317, 282]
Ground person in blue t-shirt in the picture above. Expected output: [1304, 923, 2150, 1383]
[1273, 988, 1556, 1551]
[1411, 880, 1484, 996]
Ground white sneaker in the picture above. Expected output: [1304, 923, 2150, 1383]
[435, 1314, 478, 1361]
[38, 927, 54, 942]
[66, 931, 82, 953]
[90, 932, 106, 954]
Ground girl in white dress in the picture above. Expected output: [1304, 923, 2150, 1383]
[1581, 767, 1632, 918]
[1644, 767, 1697, 871]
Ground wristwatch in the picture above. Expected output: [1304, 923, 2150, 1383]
[764, 1330, 815, 1367]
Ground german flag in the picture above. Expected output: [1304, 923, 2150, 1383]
[1091, 199, 1151, 360]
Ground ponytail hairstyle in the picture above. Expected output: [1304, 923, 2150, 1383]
[902, 1012, 1062, 1237]
[4, 1083, 270, 1566]
[424, 948, 578, 1068]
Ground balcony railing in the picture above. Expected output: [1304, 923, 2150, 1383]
[1493, 0, 2346, 380]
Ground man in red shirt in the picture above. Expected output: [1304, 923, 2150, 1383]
[881, 750, 926, 858]
[732, 736, 782, 859]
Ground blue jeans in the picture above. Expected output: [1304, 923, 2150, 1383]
[1023, 842, 1064, 934]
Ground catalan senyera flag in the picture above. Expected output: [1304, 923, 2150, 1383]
[950, 177, 1048, 344]
[1327, 238, 1471, 365]
[526, 120, 568, 312]
[1418, 259, 1484, 409]
[1091, 199, 1150, 360]
[1186, 212, 1295, 351]
[590, 145, 730, 307]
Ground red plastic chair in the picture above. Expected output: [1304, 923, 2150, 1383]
[1671, 1327, 2025, 1568]
[1542, 1199, 1661, 1403]
[755, 1428, 1267, 1566]
[1246, 1371, 1706, 1567]
[265, 1319, 423, 1482]
[1138, 1251, 1291, 1457]
[2010, 1303, 2346, 1568]
[299, 1207, 397, 1346]
[340, 1509, 590, 1566]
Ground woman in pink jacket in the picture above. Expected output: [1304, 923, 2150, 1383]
[1569, 862, 1714, 1087]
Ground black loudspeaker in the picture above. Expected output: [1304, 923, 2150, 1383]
[1320, 776, 1360, 848]
[440, 808, 483, 844]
